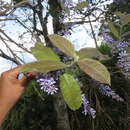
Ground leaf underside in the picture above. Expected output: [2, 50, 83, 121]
[78, 58, 111, 85]
[21, 60, 67, 73]
[48, 34, 77, 58]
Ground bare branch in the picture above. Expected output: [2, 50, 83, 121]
[0, 0, 27, 16]
[0, 49, 21, 65]
[0, 29, 31, 53]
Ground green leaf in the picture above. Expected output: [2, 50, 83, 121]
[78, 58, 111, 85]
[108, 22, 120, 38]
[48, 34, 78, 60]
[75, 1, 89, 10]
[77, 48, 102, 59]
[114, 12, 130, 25]
[121, 14, 130, 25]
[115, 11, 125, 18]
[21, 60, 67, 73]
[59, 2, 65, 9]
[31, 42, 60, 61]
[60, 73, 82, 110]
[97, 55, 110, 61]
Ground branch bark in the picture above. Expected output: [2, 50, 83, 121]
[88, 16, 98, 48]
[53, 93, 71, 130]
[0, 49, 21, 65]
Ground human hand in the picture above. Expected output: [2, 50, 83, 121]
[0, 66, 33, 125]
[0, 67, 28, 106]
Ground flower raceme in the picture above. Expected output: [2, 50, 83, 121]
[103, 34, 130, 74]
[98, 84, 124, 102]
[92, 79, 124, 102]
[82, 94, 96, 119]
[36, 73, 58, 95]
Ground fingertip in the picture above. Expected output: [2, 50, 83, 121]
[19, 75, 28, 86]
[26, 72, 36, 79]
[17, 73, 25, 80]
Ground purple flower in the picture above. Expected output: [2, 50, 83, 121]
[103, 34, 116, 44]
[117, 41, 130, 49]
[117, 50, 130, 72]
[36, 73, 58, 95]
[82, 94, 96, 119]
[103, 34, 130, 75]
[98, 84, 124, 102]
[91, 79, 124, 102]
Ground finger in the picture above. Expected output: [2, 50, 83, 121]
[8, 66, 23, 78]
[17, 73, 25, 80]
[9, 66, 22, 73]
[26, 72, 36, 79]
[19, 75, 28, 86]
[19, 72, 36, 86]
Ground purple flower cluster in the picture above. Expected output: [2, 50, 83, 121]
[103, 34, 116, 44]
[117, 51, 130, 72]
[82, 94, 96, 119]
[36, 73, 58, 95]
[91, 79, 124, 102]
[117, 41, 130, 49]
[98, 84, 124, 102]
[103, 34, 130, 74]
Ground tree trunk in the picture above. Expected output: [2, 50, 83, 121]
[48, 1, 71, 130]
[36, 0, 71, 129]
[53, 93, 71, 130]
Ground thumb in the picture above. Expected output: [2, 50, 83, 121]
[18, 72, 36, 86]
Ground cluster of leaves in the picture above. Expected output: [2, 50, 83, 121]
[21, 34, 111, 111]
[108, 11, 130, 40]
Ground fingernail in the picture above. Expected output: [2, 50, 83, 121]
[17, 73, 24, 80]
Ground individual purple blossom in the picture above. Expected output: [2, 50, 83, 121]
[82, 94, 96, 119]
[118, 50, 128, 57]
[117, 41, 130, 48]
[117, 50, 130, 72]
[36, 73, 58, 95]
[103, 34, 116, 44]
[117, 49, 130, 72]
[98, 84, 124, 102]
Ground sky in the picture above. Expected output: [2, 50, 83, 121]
[0, 0, 112, 73]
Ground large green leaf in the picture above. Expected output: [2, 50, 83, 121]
[31, 42, 60, 61]
[78, 58, 111, 85]
[21, 60, 67, 73]
[60, 73, 82, 110]
[108, 22, 120, 38]
[77, 48, 102, 59]
[75, 1, 89, 10]
[48, 34, 78, 60]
